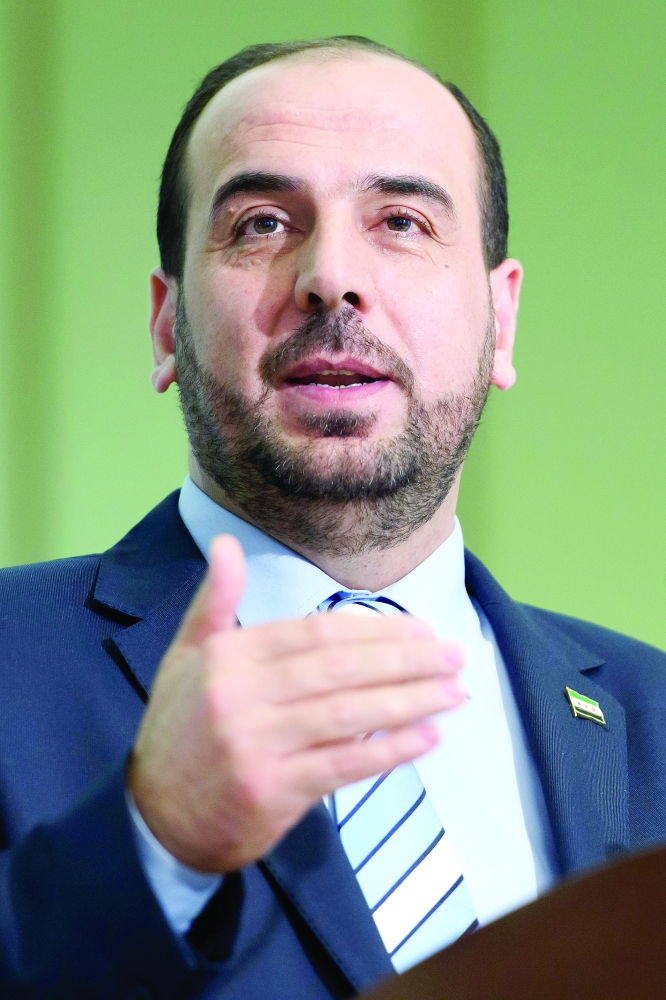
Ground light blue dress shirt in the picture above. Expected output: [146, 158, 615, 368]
[129, 476, 557, 938]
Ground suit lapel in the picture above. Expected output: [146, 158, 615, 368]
[92, 491, 206, 696]
[264, 803, 394, 993]
[465, 551, 630, 877]
[110, 576, 204, 696]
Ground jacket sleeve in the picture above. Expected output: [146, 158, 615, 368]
[127, 791, 223, 934]
[0, 758, 219, 1000]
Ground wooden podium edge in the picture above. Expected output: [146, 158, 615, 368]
[363, 844, 666, 1000]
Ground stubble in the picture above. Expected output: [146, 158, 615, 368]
[175, 300, 494, 555]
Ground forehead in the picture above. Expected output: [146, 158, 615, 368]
[186, 51, 480, 210]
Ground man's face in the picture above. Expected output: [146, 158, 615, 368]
[151, 51, 520, 551]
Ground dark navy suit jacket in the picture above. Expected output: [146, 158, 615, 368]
[1, 492, 665, 999]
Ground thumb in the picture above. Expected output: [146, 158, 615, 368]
[177, 534, 247, 648]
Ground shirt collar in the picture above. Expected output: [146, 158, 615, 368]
[179, 476, 341, 625]
[178, 475, 475, 642]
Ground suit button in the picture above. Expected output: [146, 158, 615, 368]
[125, 988, 152, 1000]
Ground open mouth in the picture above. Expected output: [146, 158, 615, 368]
[281, 357, 391, 390]
[286, 369, 387, 389]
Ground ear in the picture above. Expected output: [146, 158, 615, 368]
[488, 258, 523, 391]
[149, 268, 179, 393]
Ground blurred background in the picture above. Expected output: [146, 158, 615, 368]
[0, 0, 664, 649]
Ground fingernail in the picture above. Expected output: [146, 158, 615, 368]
[439, 644, 465, 670]
[415, 721, 440, 747]
[440, 677, 467, 701]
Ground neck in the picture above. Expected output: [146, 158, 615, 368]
[188, 454, 460, 591]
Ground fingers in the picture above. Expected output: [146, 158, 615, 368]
[257, 638, 464, 704]
[176, 534, 247, 647]
[288, 722, 441, 800]
[262, 675, 465, 754]
[233, 610, 438, 662]
[208, 534, 247, 632]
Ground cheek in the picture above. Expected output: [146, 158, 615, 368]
[187, 268, 288, 393]
[378, 270, 490, 398]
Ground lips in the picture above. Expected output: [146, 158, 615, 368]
[281, 357, 390, 390]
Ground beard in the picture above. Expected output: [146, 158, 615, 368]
[175, 299, 494, 555]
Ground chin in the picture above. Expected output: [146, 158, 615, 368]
[260, 425, 378, 476]
[293, 436, 379, 462]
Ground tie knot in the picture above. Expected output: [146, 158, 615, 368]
[317, 592, 406, 617]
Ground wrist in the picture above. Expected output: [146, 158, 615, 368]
[128, 755, 229, 874]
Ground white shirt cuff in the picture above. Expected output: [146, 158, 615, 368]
[126, 790, 223, 934]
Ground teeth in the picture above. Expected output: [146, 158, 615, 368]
[308, 382, 364, 388]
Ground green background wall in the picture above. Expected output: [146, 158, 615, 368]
[1, 0, 664, 649]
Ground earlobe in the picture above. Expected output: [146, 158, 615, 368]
[152, 356, 178, 393]
[489, 258, 523, 392]
[491, 360, 516, 391]
[149, 268, 179, 394]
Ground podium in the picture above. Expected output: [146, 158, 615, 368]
[364, 845, 666, 1000]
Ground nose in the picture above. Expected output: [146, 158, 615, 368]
[294, 215, 375, 314]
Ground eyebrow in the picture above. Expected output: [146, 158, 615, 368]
[209, 172, 302, 223]
[363, 175, 456, 219]
[208, 170, 457, 225]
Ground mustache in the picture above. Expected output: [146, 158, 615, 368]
[258, 307, 415, 394]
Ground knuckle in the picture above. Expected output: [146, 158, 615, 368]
[328, 743, 365, 785]
[327, 694, 358, 731]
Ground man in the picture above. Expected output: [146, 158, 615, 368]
[1, 36, 665, 1000]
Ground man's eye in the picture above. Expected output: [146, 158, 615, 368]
[386, 216, 413, 232]
[249, 216, 282, 235]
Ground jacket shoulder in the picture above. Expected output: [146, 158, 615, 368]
[0, 491, 187, 622]
[0, 553, 102, 614]
[520, 603, 665, 662]
[0, 554, 113, 680]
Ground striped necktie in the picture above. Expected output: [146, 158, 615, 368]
[318, 591, 478, 973]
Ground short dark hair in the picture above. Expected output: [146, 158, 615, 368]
[157, 37, 508, 281]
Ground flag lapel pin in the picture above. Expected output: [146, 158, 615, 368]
[565, 687, 606, 727]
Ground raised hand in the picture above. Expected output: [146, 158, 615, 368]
[128, 535, 466, 873]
